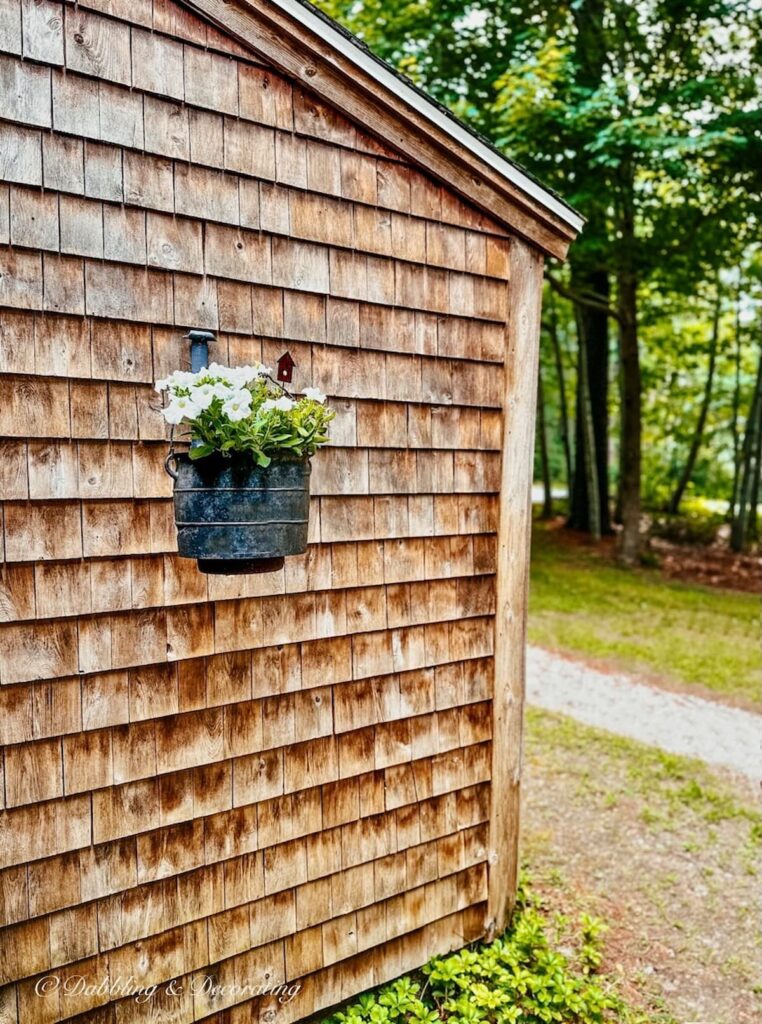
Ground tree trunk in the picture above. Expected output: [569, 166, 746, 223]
[567, 266, 611, 534]
[615, 147, 641, 566]
[747, 416, 762, 541]
[536, 364, 553, 519]
[668, 287, 720, 514]
[730, 347, 762, 552]
[566, 0, 610, 537]
[547, 290, 573, 495]
[617, 268, 641, 564]
[575, 308, 601, 540]
[729, 280, 743, 517]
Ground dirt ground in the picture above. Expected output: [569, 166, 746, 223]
[651, 538, 762, 595]
[551, 518, 762, 596]
[522, 709, 762, 1024]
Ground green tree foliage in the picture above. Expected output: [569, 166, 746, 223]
[318, 0, 762, 551]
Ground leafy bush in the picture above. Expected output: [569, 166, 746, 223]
[325, 883, 639, 1024]
[156, 363, 334, 466]
[649, 500, 725, 546]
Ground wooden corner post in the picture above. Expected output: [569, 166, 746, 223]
[486, 237, 545, 939]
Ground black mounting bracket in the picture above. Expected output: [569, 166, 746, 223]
[184, 329, 216, 373]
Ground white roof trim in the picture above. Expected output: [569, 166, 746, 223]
[271, 0, 584, 234]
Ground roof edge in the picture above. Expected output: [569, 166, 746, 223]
[277, 0, 584, 235]
[181, 0, 583, 256]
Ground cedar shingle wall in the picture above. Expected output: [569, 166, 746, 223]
[0, 1, 512, 1020]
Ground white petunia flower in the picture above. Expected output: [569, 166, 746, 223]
[190, 382, 217, 410]
[262, 395, 296, 413]
[228, 363, 271, 384]
[248, 363, 270, 380]
[162, 395, 201, 424]
[171, 370, 199, 387]
[229, 365, 259, 384]
[154, 377, 172, 393]
[211, 381, 234, 399]
[222, 390, 253, 422]
[302, 387, 326, 404]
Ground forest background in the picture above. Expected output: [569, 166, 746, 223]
[317, 0, 762, 563]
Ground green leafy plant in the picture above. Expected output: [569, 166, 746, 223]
[579, 914, 607, 975]
[325, 881, 648, 1024]
[156, 362, 334, 466]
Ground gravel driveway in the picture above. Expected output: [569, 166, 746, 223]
[526, 646, 761, 780]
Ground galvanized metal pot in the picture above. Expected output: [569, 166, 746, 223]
[165, 452, 311, 574]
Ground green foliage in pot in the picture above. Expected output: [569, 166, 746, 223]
[156, 362, 334, 467]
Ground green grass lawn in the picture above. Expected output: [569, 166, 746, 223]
[528, 523, 760, 706]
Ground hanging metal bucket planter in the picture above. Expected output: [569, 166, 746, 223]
[165, 452, 311, 574]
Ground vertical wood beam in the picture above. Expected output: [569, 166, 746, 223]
[486, 237, 545, 939]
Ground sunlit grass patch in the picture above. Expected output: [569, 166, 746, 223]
[526, 708, 761, 833]
[528, 524, 760, 704]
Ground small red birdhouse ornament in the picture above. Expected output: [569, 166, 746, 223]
[277, 351, 295, 383]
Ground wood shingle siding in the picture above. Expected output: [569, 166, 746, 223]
[0, 0, 570, 1018]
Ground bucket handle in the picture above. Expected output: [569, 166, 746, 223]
[164, 424, 181, 480]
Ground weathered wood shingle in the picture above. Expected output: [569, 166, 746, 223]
[0, 0, 536, 1018]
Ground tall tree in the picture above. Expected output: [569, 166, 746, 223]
[668, 285, 721, 514]
[729, 280, 744, 516]
[731, 343, 762, 552]
[574, 306, 602, 540]
[564, 0, 612, 536]
[566, 268, 611, 534]
[319, 0, 762, 558]
[536, 365, 553, 518]
[544, 291, 573, 494]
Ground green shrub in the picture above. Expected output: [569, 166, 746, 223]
[648, 498, 725, 546]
